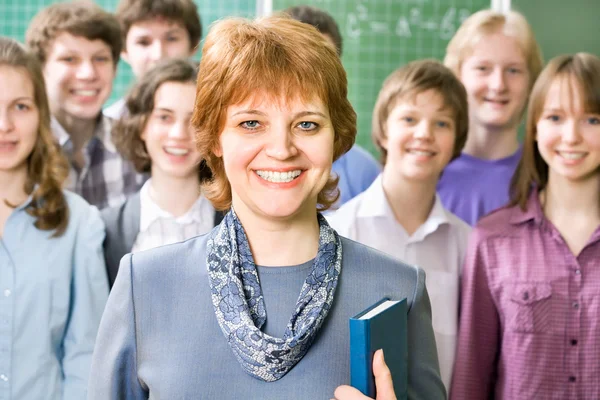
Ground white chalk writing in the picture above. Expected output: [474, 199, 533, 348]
[346, 2, 472, 41]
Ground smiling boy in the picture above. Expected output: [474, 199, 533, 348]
[328, 60, 472, 391]
[104, 0, 201, 119]
[26, 1, 146, 209]
[436, 10, 543, 225]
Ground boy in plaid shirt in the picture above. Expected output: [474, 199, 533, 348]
[26, 1, 146, 209]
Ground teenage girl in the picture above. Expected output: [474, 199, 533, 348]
[0, 37, 107, 399]
[451, 53, 600, 400]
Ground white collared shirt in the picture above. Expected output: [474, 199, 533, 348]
[103, 98, 126, 120]
[132, 179, 216, 253]
[327, 174, 471, 390]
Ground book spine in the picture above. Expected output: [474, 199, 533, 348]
[349, 318, 372, 396]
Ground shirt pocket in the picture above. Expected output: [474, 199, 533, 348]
[508, 282, 553, 333]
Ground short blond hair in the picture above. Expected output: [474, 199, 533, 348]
[191, 15, 356, 212]
[445, 9, 543, 90]
[372, 59, 469, 165]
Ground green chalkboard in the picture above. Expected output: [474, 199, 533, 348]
[512, 0, 600, 61]
[273, 0, 491, 155]
[0, 0, 255, 106]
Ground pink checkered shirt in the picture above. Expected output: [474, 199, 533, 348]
[450, 190, 600, 400]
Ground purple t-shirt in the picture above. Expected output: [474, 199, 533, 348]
[436, 148, 522, 226]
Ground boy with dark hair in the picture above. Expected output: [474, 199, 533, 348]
[26, 1, 146, 209]
[284, 5, 343, 56]
[284, 5, 381, 206]
[104, 0, 201, 119]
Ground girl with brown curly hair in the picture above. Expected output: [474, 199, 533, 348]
[0, 37, 108, 400]
[101, 58, 221, 288]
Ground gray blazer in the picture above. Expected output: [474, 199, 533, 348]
[100, 191, 223, 287]
[88, 234, 446, 399]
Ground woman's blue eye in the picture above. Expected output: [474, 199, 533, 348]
[241, 120, 260, 129]
[587, 117, 600, 125]
[15, 103, 30, 111]
[436, 121, 450, 128]
[402, 116, 415, 123]
[297, 121, 317, 130]
[547, 115, 560, 122]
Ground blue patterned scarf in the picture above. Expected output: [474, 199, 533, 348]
[206, 209, 342, 382]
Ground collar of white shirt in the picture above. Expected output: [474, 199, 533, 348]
[356, 175, 450, 242]
[51, 114, 117, 153]
[138, 179, 208, 233]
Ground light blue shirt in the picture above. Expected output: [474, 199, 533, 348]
[0, 191, 108, 400]
[332, 145, 381, 206]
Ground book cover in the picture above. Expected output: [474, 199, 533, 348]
[349, 298, 408, 399]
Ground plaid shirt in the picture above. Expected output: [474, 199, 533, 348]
[51, 115, 147, 209]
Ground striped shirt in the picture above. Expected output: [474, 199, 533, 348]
[51, 115, 147, 209]
[450, 189, 600, 400]
[132, 179, 215, 253]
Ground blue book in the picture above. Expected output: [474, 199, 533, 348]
[349, 298, 408, 399]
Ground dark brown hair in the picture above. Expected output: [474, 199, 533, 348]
[116, 0, 202, 52]
[284, 5, 343, 56]
[372, 59, 469, 165]
[25, 1, 122, 66]
[0, 37, 70, 236]
[113, 58, 211, 182]
[509, 53, 600, 210]
[191, 15, 356, 212]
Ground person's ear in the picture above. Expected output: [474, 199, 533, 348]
[187, 45, 197, 59]
[213, 143, 223, 157]
[379, 135, 388, 151]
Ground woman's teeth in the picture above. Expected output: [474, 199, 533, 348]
[255, 170, 302, 183]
